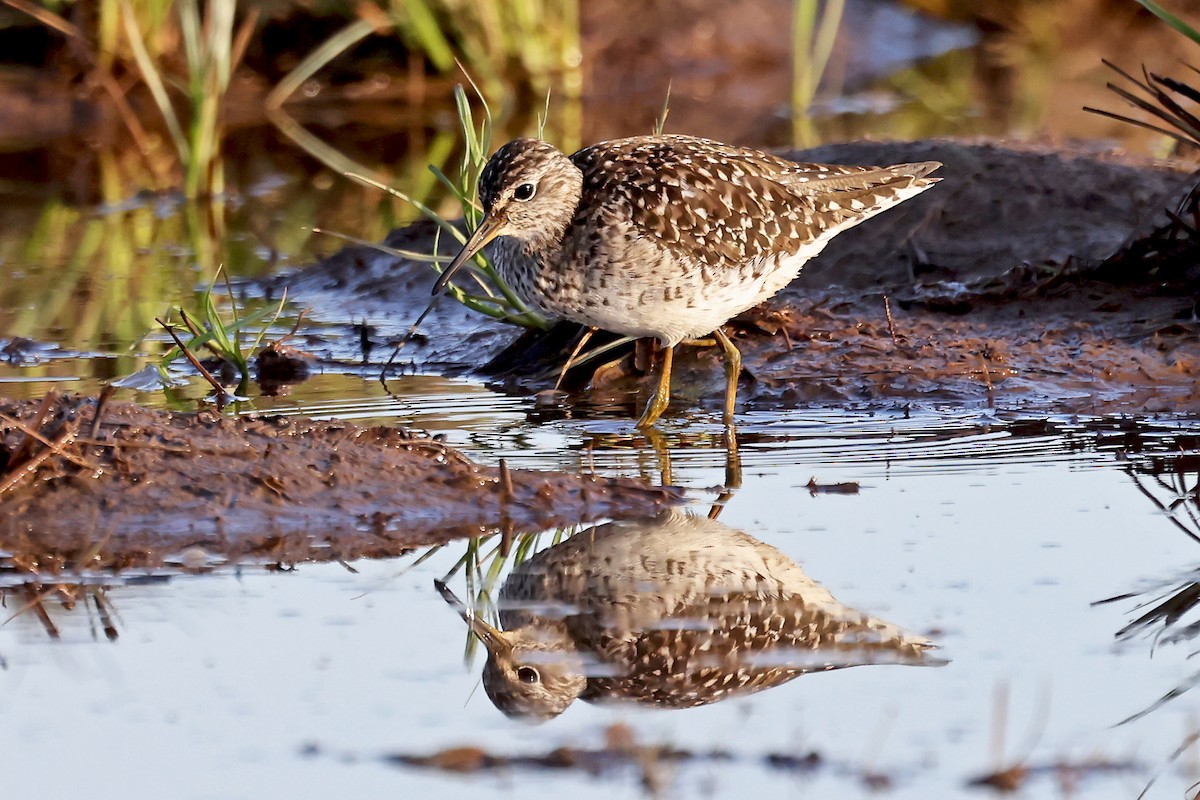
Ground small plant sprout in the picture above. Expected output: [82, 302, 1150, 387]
[155, 266, 290, 400]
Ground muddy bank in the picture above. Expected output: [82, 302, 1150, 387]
[0, 395, 680, 571]
[279, 139, 1200, 416]
[352, 727, 1139, 795]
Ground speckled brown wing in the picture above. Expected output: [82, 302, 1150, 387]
[575, 590, 869, 708]
[574, 588, 935, 709]
[568, 134, 937, 271]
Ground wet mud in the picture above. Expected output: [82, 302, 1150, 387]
[314, 722, 1140, 794]
[0, 394, 680, 571]
[282, 139, 1200, 416]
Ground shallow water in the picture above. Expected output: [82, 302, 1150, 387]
[2, 2, 1199, 794]
[3, 391, 1200, 799]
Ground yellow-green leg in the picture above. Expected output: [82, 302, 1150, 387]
[639, 425, 672, 486]
[636, 344, 674, 428]
[707, 429, 742, 519]
[712, 328, 741, 425]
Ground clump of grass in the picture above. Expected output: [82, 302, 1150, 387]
[11, 0, 257, 197]
[154, 267, 289, 400]
[1084, 1, 1200, 151]
[262, 0, 582, 191]
[1081, 1, 1200, 287]
[428, 85, 547, 324]
[11, 0, 583, 201]
[119, 0, 257, 198]
[346, 83, 549, 330]
[1085, 60, 1200, 151]
[413, 522, 579, 663]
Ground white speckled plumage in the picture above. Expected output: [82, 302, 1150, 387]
[438, 134, 941, 425]
[438, 511, 942, 720]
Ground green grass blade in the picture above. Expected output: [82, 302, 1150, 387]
[429, 164, 481, 212]
[537, 87, 552, 138]
[395, 0, 455, 71]
[452, 85, 483, 174]
[653, 82, 672, 135]
[120, 0, 189, 160]
[267, 17, 382, 108]
[251, 289, 289, 351]
[1135, 0, 1200, 45]
[179, 0, 201, 88]
[811, 0, 845, 88]
[307, 227, 447, 263]
[160, 298, 280, 367]
[345, 171, 465, 243]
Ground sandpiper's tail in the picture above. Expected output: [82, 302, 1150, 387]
[780, 160, 942, 195]
[778, 160, 941, 247]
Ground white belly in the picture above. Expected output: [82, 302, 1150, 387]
[562, 241, 825, 346]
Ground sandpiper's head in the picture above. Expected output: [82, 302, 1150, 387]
[433, 138, 582, 295]
[435, 579, 586, 721]
[480, 626, 587, 721]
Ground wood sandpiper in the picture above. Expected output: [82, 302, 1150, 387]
[435, 135, 941, 427]
[436, 511, 941, 720]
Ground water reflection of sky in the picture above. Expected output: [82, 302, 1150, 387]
[2, 405, 1199, 798]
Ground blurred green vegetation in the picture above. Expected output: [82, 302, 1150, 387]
[0, 0, 586, 363]
[0, 199, 205, 350]
[792, 0, 846, 146]
[2, 0, 583, 197]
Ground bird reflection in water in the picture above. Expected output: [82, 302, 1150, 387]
[437, 510, 943, 720]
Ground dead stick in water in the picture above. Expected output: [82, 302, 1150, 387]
[498, 458, 515, 503]
[92, 590, 119, 641]
[158, 319, 229, 405]
[5, 586, 62, 638]
[0, 424, 78, 496]
[88, 384, 115, 439]
[9, 389, 58, 464]
[30, 593, 61, 640]
[499, 517, 514, 559]
[497, 458, 516, 558]
[0, 414, 99, 473]
[884, 295, 900, 346]
[978, 355, 994, 390]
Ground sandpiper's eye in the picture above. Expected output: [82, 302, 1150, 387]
[513, 182, 536, 201]
[517, 666, 540, 684]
